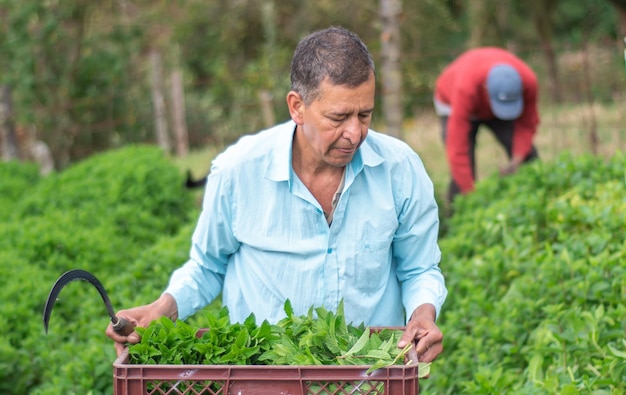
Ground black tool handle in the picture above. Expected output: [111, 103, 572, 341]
[111, 316, 136, 336]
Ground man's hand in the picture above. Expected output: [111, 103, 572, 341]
[499, 155, 524, 176]
[397, 303, 443, 373]
[106, 293, 178, 356]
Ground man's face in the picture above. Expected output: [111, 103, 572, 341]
[292, 75, 375, 168]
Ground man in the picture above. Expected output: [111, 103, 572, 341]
[434, 47, 540, 205]
[107, 26, 447, 364]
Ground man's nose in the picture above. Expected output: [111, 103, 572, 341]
[343, 117, 362, 144]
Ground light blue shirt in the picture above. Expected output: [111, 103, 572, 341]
[165, 120, 447, 326]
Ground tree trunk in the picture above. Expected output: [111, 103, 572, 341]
[150, 50, 171, 153]
[380, 0, 403, 139]
[608, 0, 626, 38]
[21, 126, 54, 175]
[581, 42, 599, 155]
[260, 0, 276, 129]
[529, 0, 561, 102]
[618, 8, 626, 73]
[0, 85, 20, 161]
[468, 0, 501, 47]
[170, 69, 189, 157]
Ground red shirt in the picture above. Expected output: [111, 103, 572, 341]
[434, 47, 539, 193]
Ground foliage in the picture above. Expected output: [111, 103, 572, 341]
[0, 160, 40, 220]
[127, 301, 428, 393]
[0, 145, 197, 395]
[0, 250, 48, 394]
[1, 137, 626, 393]
[551, 0, 617, 42]
[0, 0, 145, 166]
[2, 0, 623, 167]
[421, 152, 626, 394]
[129, 300, 424, 375]
[14, 145, 194, 244]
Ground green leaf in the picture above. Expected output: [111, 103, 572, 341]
[418, 362, 431, 379]
[284, 299, 294, 318]
[344, 327, 370, 357]
[366, 360, 390, 374]
[364, 350, 392, 359]
[608, 343, 626, 359]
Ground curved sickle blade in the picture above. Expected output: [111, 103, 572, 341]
[43, 269, 118, 334]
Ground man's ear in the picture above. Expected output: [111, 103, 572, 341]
[286, 91, 305, 125]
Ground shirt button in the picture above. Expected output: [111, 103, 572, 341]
[327, 248, 332, 254]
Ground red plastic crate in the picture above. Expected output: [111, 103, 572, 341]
[113, 349, 420, 395]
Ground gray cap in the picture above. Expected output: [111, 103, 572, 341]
[486, 64, 523, 120]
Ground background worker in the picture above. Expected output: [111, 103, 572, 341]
[107, 26, 447, 365]
[434, 47, 540, 206]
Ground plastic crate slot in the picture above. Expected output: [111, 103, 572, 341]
[305, 379, 385, 394]
[146, 379, 223, 395]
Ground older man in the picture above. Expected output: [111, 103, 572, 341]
[107, 26, 447, 364]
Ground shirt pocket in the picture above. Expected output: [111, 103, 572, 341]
[355, 239, 392, 292]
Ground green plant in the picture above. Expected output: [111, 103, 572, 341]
[0, 161, 40, 221]
[0, 145, 199, 395]
[129, 300, 430, 375]
[422, 152, 626, 394]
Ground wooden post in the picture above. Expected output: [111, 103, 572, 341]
[581, 42, 599, 155]
[150, 50, 171, 153]
[170, 69, 189, 157]
[380, 0, 404, 139]
[0, 85, 20, 161]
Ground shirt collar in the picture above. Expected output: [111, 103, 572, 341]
[264, 120, 385, 183]
[265, 120, 296, 183]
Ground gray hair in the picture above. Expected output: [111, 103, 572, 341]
[290, 26, 375, 105]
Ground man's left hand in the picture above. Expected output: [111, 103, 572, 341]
[397, 303, 443, 367]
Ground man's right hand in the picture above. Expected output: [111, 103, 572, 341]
[499, 155, 524, 177]
[106, 293, 179, 357]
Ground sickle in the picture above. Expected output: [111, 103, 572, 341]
[43, 269, 135, 336]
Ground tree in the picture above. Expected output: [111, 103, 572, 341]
[380, 0, 404, 139]
[0, 0, 144, 168]
[607, 0, 626, 40]
[0, 86, 19, 161]
[528, 0, 562, 102]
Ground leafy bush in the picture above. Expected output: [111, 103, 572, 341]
[129, 301, 417, 373]
[422, 152, 626, 394]
[0, 145, 198, 395]
[0, 160, 40, 221]
[0, 250, 48, 394]
[3, 146, 625, 394]
[0, 213, 137, 274]
[14, 145, 194, 245]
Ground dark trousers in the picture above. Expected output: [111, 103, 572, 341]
[440, 116, 539, 204]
